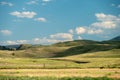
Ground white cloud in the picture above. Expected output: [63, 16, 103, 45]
[32, 32, 73, 44]
[50, 33, 73, 41]
[1, 40, 29, 45]
[34, 17, 46, 22]
[95, 13, 118, 21]
[88, 29, 103, 34]
[16, 40, 29, 44]
[75, 27, 86, 34]
[68, 29, 74, 34]
[10, 11, 37, 18]
[0, 2, 13, 6]
[92, 21, 116, 29]
[27, 0, 38, 5]
[5, 41, 17, 45]
[91, 13, 120, 29]
[32, 37, 61, 44]
[78, 36, 82, 40]
[0, 30, 12, 35]
[1, 32, 73, 45]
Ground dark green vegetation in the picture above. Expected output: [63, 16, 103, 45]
[0, 76, 118, 80]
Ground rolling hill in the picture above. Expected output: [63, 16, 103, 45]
[0, 35, 120, 58]
[0, 40, 120, 58]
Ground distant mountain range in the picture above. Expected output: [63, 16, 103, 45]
[0, 35, 120, 51]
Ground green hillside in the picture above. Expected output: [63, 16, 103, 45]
[54, 44, 120, 57]
[65, 49, 120, 58]
[0, 49, 120, 69]
[0, 40, 120, 58]
[0, 46, 69, 58]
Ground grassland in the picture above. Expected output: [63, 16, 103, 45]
[0, 69, 120, 78]
[0, 49, 120, 69]
[0, 40, 120, 80]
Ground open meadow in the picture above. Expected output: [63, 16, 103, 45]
[0, 41, 120, 79]
[0, 56, 120, 80]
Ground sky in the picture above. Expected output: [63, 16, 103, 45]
[0, 0, 120, 45]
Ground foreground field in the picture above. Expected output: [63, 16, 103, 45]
[0, 58, 120, 79]
[0, 48, 120, 79]
[0, 69, 120, 78]
[0, 57, 120, 69]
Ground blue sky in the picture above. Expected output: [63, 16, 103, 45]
[0, 0, 120, 45]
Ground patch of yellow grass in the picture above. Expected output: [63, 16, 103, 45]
[0, 69, 120, 78]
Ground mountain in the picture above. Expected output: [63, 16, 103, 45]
[111, 35, 120, 41]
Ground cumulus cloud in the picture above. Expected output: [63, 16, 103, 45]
[91, 13, 120, 29]
[88, 29, 103, 34]
[16, 40, 29, 44]
[68, 29, 74, 34]
[0, 2, 13, 6]
[10, 11, 37, 18]
[34, 17, 46, 22]
[5, 41, 17, 45]
[92, 21, 116, 29]
[32, 37, 61, 44]
[32, 35, 74, 45]
[75, 27, 86, 34]
[50, 33, 73, 41]
[1, 40, 29, 45]
[0, 30, 12, 35]
[1, 32, 73, 45]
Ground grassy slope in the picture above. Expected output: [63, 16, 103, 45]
[0, 40, 120, 69]
[0, 46, 69, 58]
[54, 49, 120, 68]
[64, 49, 120, 58]
[0, 49, 120, 69]
[0, 40, 120, 58]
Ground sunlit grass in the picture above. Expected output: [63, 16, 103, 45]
[0, 69, 120, 78]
